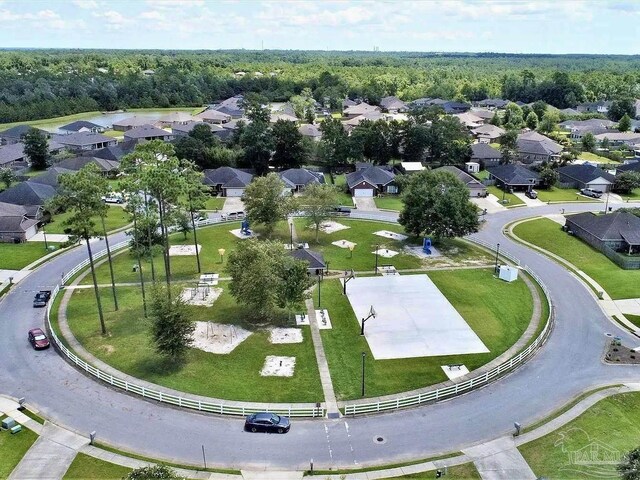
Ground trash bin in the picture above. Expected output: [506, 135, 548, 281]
[132, 264, 138, 272]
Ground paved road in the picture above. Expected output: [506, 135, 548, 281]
[1, 204, 639, 470]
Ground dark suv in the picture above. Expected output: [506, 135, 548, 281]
[525, 190, 538, 199]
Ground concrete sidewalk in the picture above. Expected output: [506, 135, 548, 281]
[464, 437, 536, 480]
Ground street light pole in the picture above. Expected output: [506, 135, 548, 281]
[42, 221, 48, 250]
[361, 351, 366, 397]
[604, 190, 610, 214]
[317, 272, 322, 308]
[289, 218, 293, 249]
[374, 244, 380, 274]
[494, 243, 500, 273]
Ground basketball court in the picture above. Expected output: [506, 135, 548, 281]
[345, 275, 489, 360]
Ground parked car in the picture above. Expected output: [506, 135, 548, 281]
[28, 328, 50, 350]
[580, 188, 603, 198]
[244, 412, 290, 433]
[33, 290, 52, 308]
[525, 189, 538, 199]
[333, 206, 352, 214]
[101, 193, 124, 204]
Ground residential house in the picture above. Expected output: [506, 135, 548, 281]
[59, 121, 104, 134]
[288, 248, 326, 276]
[55, 156, 120, 177]
[342, 98, 358, 110]
[270, 112, 299, 123]
[486, 164, 540, 192]
[0, 143, 28, 169]
[517, 131, 563, 163]
[210, 96, 244, 118]
[557, 164, 616, 192]
[411, 98, 471, 114]
[469, 109, 495, 121]
[298, 124, 322, 141]
[171, 121, 226, 138]
[346, 165, 396, 197]
[471, 124, 505, 143]
[343, 102, 381, 120]
[576, 101, 612, 114]
[0, 125, 49, 146]
[471, 143, 502, 168]
[0, 181, 57, 207]
[559, 108, 581, 117]
[54, 132, 117, 151]
[594, 132, 640, 147]
[559, 119, 617, 140]
[0, 202, 39, 243]
[278, 168, 324, 193]
[202, 167, 254, 197]
[474, 98, 509, 110]
[434, 165, 487, 198]
[454, 112, 485, 128]
[157, 112, 195, 126]
[616, 161, 640, 174]
[342, 110, 385, 130]
[400, 162, 425, 174]
[90, 140, 138, 162]
[123, 124, 174, 142]
[112, 116, 154, 132]
[196, 109, 232, 124]
[565, 211, 640, 261]
[29, 167, 75, 190]
[380, 96, 408, 113]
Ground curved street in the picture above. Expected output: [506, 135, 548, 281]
[1, 203, 639, 470]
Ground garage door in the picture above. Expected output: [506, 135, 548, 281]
[588, 184, 609, 193]
[225, 188, 245, 197]
[354, 189, 374, 197]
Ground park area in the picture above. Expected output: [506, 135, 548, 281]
[512, 217, 640, 299]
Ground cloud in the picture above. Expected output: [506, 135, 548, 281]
[72, 0, 99, 9]
[92, 10, 132, 30]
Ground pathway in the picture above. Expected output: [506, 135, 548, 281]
[464, 437, 536, 480]
[353, 197, 378, 211]
[513, 192, 544, 208]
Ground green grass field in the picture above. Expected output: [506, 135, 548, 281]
[380, 463, 480, 479]
[0, 417, 39, 479]
[204, 197, 225, 211]
[64, 285, 323, 402]
[475, 170, 490, 180]
[513, 217, 640, 299]
[0, 242, 62, 270]
[578, 151, 618, 163]
[519, 392, 640, 479]
[63, 453, 132, 480]
[486, 186, 525, 206]
[535, 187, 594, 203]
[374, 196, 404, 211]
[47, 205, 131, 234]
[320, 268, 534, 400]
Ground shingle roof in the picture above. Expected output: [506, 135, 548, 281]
[112, 116, 152, 129]
[558, 164, 616, 184]
[0, 202, 28, 217]
[197, 109, 233, 122]
[616, 162, 640, 174]
[289, 248, 326, 269]
[346, 165, 395, 188]
[517, 131, 562, 156]
[60, 120, 103, 132]
[91, 140, 137, 161]
[343, 102, 380, 116]
[279, 169, 324, 187]
[594, 132, 640, 142]
[55, 156, 120, 173]
[158, 112, 195, 123]
[471, 124, 505, 138]
[476, 98, 509, 108]
[380, 96, 407, 111]
[0, 143, 27, 166]
[28, 167, 75, 188]
[298, 124, 322, 138]
[202, 167, 254, 188]
[0, 215, 37, 235]
[172, 121, 224, 135]
[0, 181, 56, 206]
[123, 124, 171, 140]
[471, 143, 502, 160]
[342, 111, 384, 127]
[566, 211, 640, 243]
[487, 165, 540, 185]
[559, 119, 616, 129]
[54, 132, 115, 147]
[0, 125, 48, 140]
[433, 166, 486, 191]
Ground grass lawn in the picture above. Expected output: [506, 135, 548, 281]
[63, 453, 131, 480]
[0, 242, 62, 270]
[513, 218, 640, 299]
[64, 285, 323, 402]
[578, 151, 618, 163]
[204, 196, 225, 211]
[486, 186, 525, 207]
[380, 463, 480, 479]
[101, 130, 123, 139]
[519, 392, 640, 479]
[535, 187, 594, 203]
[321, 268, 533, 400]
[619, 188, 640, 201]
[0, 416, 39, 478]
[475, 170, 490, 180]
[622, 314, 640, 329]
[374, 196, 403, 211]
[48, 205, 131, 234]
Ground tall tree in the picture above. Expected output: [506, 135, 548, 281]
[179, 163, 207, 273]
[425, 116, 472, 165]
[0, 168, 15, 189]
[149, 284, 194, 362]
[539, 167, 559, 189]
[538, 110, 560, 134]
[242, 173, 295, 236]
[608, 98, 635, 121]
[290, 87, 316, 124]
[271, 119, 308, 169]
[299, 183, 339, 242]
[52, 164, 109, 334]
[402, 122, 430, 162]
[499, 130, 519, 164]
[318, 116, 350, 171]
[503, 102, 524, 130]
[398, 170, 479, 239]
[618, 114, 632, 132]
[22, 128, 49, 170]
[531, 100, 548, 120]
[581, 132, 596, 152]
[525, 111, 539, 130]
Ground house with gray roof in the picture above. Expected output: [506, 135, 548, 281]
[0, 125, 49, 146]
[474, 98, 509, 110]
[471, 143, 502, 167]
[60, 121, 104, 134]
[279, 168, 324, 193]
[0, 181, 57, 207]
[434, 165, 487, 198]
[346, 165, 396, 197]
[112, 116, 154, 132]
[380, 96, 408, 113]
[54, 132, 117, 151]
[196, 109, 233, 124]
[123, 124, 173, 142]
[487, 164, 540, 191]
[517, 131, 563, 164]
[202, 167, 254, 197]
[558, 164, 616, 192]
[343, 102, 381, 120]
[55, 156, 120, 177]
[576, 101, 612, 115]
[29, 167, 75, 189]
[288, 248, 326, 276]
[0, 142, 28, 168]
[210, 96, 244, 119]
[565, 211, 640, 262]
[0, 201, 39, 243]
[559, 119, 617, 140]
[559, 108, 581, 117]
[171, 121, 226, 138]
[91, 140, 137, 162]
[298, 124, 322, 141]
[471, 124, 505, 142]
[594, 132, 640, 147]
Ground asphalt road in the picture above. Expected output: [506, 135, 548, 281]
[1, 204, 638, 470]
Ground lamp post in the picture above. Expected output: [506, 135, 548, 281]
[218, 248, 225, 263]
[494, 243, 500, 273]
[361, 352, 366, 397]
[317, 271, 323, 308]
[604, 189, 611, 214]
[42, 221, 48, 250]
[374, 244, 380, 274]
[289, 217, 294, 249]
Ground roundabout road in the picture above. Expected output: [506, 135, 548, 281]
[1, 204, 639, 470]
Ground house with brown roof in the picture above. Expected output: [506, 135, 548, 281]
[0, 202, 39, 243]
[123, 124, 174, 142]
[343, 102, 381, 120]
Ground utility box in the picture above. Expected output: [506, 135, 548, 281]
[499, 265, 519, 282]
[1, 417, 16, 429]
[10, 425, 22, 434]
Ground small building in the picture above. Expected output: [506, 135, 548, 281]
[112, 116, 153, 132]
[59, 121, 104, 134]
[278, 168, 324, 193]
[346, 165, 396, 197]
[558, 164, 616, 192]
[486, 164, 540, 192]
[288, 248, 326, 276]
[434, 165, 487, 198]
[123, 124, 174, 142]
[54, 132, 117, 151]
[471, 143, 502, 168]
[465, 162, 480, 174]
[517, 131, 563, 164]
[202, 167, 254, 197]
[298, 124, 322, 141]
[0, 202, 39, 243]
[379, 96, 408, 114]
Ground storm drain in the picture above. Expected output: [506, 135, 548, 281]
[373, 436, 387, 444]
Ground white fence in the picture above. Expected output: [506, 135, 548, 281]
[343, 238, 554, 416]
[51, 231, 324, 418]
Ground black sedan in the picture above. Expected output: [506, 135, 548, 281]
[244, 412, 290, 433]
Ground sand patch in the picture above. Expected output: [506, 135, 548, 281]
[230, 228, 258, 239]
[269, 328, 303, 344]
[441, 364, 469, 380]
[372, 248, 399, 258]
[317, 221, 349, 234]
[332, 239, 357, 249]
[260, 356, 296, 377]
[169, 244, 201, 256]
[374, 230, 408, 241]
[190, 322, 251, 354]
[180, 286, 222, 307]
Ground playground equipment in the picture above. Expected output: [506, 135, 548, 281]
[240, 218, 251, 236]
[423, 237, 432, 255]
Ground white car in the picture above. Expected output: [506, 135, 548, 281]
[102, 194, 124, 204]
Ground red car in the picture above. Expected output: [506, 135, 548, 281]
[28, 328, 50, 350]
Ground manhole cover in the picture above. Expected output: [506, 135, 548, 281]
[373, 436, 387, 444]
[605, 333, 613, 337]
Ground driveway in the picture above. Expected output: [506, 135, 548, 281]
[221, 197, 244, 213]
[471, 195, 507, 214]
[353, 197, 377, 211]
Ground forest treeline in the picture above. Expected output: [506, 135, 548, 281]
[0, 49, 639, 123]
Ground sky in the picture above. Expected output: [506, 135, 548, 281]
[0, 0, 638, 54]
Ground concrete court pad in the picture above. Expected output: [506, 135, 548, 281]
[345, 275, 489, 360]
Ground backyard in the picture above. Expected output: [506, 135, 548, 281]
[374, 195, 403, 211]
